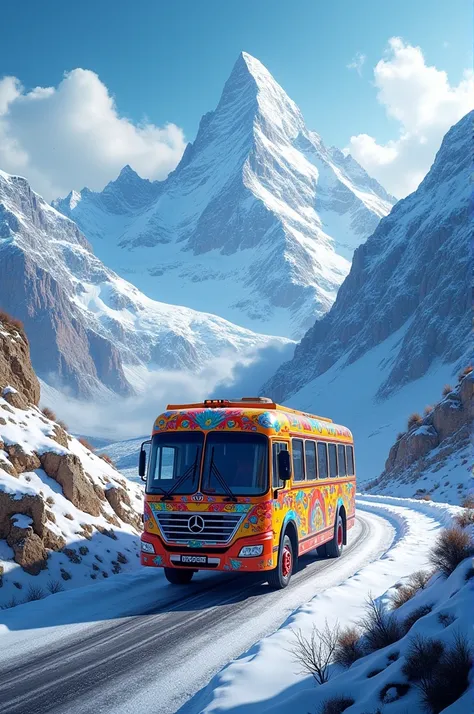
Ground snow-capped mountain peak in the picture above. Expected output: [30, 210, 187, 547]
[0, 168, 291, 399]
[53, 53, 396, 338]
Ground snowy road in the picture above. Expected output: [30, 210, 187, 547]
[0, 509, 396, 714]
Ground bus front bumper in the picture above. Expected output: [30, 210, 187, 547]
[140, 530, 276, 572]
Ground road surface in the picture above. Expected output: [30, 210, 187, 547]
[0, 510, 395, 714]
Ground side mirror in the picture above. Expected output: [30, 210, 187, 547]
[277, 449, 291, 482]
[139, 440, 151, 482]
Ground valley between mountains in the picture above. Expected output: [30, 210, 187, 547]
[0, 50, 471, 714]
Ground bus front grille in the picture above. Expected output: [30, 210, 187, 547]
[154, 512, 243, 543]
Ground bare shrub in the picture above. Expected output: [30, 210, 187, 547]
[418, 634, 472, 713]
[461, 494, 474, 509]
[46, 579, 64, 594]
[402, 635, 445, 682]
[442, 384, 452, 397]
[409, 570, 431, 590]
[57, 420, 69, 432]
[454, 510, 474, 528]
[78, 437, 95, 451]
[407, 412, 423, 430]
[424, 405, 434, 416]
[41, 406, 57, 421]
[0, 309, 24, 332]
[437, 612, 456, 628]
[358, 597, 403, 653]
[319, 696, 355, 714]
[289, 621, 340, 684]
[403, 604, 433, 633]
[100, 453, 115, 466]
[422, 493, 432, 501]
[429, 527, 474, 576]
[0, 596, 19, 609]
[334, 626, 363, 667]
[25, 585, 46, 602]
[458, 365, 473, 381]
[45, 496, 55, 506]
[391, 585, 416, 609]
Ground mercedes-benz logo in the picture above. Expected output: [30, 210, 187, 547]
[188, 515, 205, 534]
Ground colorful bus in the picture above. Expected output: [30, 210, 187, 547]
[139, 397, 356, 588]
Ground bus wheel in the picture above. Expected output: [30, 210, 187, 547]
[325, 513, 344, 558]
[268, 534, 294, 589]
[164, 567, 195, 585]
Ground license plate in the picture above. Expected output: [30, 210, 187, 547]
[180, 555, 207, 564]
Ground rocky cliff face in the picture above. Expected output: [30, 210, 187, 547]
[0, 312, 40, 409]
[265, 111, 472, 401]
[364, 370, 473, 504]
[0, 314, 143, 604]
[53, 53, 395, 338]
[0, 169, 289, 399]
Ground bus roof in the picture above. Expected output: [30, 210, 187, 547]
[165, 397, 333, 423]
[154, 399, 353, 442]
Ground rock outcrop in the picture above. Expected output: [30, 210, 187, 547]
[40, 452, 102, 517]
[0, 313, 40, 408]
[365, 370, 472, 501]
[0, 316, 143, 590]
[7, 516, 48, 575]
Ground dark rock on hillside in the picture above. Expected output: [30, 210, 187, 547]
[264, 112, 472, 402]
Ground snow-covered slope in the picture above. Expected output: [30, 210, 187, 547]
[0, 314, 143, 609]
[187, 497, 472, 714]
[263, 112, 472, 480]
[53, 52, 395, 338]
[364, 371, 472, 504]
[0, 169, 290, 398]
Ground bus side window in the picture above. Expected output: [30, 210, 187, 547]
[305, 440, 317, 480]
[337, 444, 347, 477]
[346, 445, 355, 475]
[292, 439, 305, 482]
[317, 442, 328, 479]
[328, 443, 337, 479]
[272, 442, 288, 488]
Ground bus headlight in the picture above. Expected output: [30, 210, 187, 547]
[238, 545, 264, 557]
[141, 541, 155, 554]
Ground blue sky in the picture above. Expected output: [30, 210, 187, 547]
[0, 0, 472, 199]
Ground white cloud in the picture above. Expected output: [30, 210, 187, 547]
[0, 69, 186, 200]
[348, 37, 474, 197]
[347, 52, 366, 76]
[40, 343, 294, 440]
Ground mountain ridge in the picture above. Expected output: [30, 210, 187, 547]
[53, 52, 396, 338]
[0, 168, 290, 399]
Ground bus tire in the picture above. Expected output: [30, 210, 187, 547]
[164, 567, 195, 585]
[268, 534, 294, 589]
[325, 512, 344, 558]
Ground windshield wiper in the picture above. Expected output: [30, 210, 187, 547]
[160, 449, 199, 501]
[208, 448, 237, 502]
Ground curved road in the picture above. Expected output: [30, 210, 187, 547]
[0, 510, 394, 714]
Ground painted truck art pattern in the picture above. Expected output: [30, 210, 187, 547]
[153, 407, 353, 441]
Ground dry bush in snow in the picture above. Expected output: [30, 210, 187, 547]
[429, 527, 473, 576]
[290, 621, 340, 684]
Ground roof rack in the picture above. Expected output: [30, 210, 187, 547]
[205, 396, 274, 405]
[164, 397, 332, 422]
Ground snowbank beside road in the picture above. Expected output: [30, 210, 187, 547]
[182, 495, 461, 714]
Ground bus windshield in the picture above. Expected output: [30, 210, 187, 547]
[147, 432, 203, 495]
[201, 432, 268, 496]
